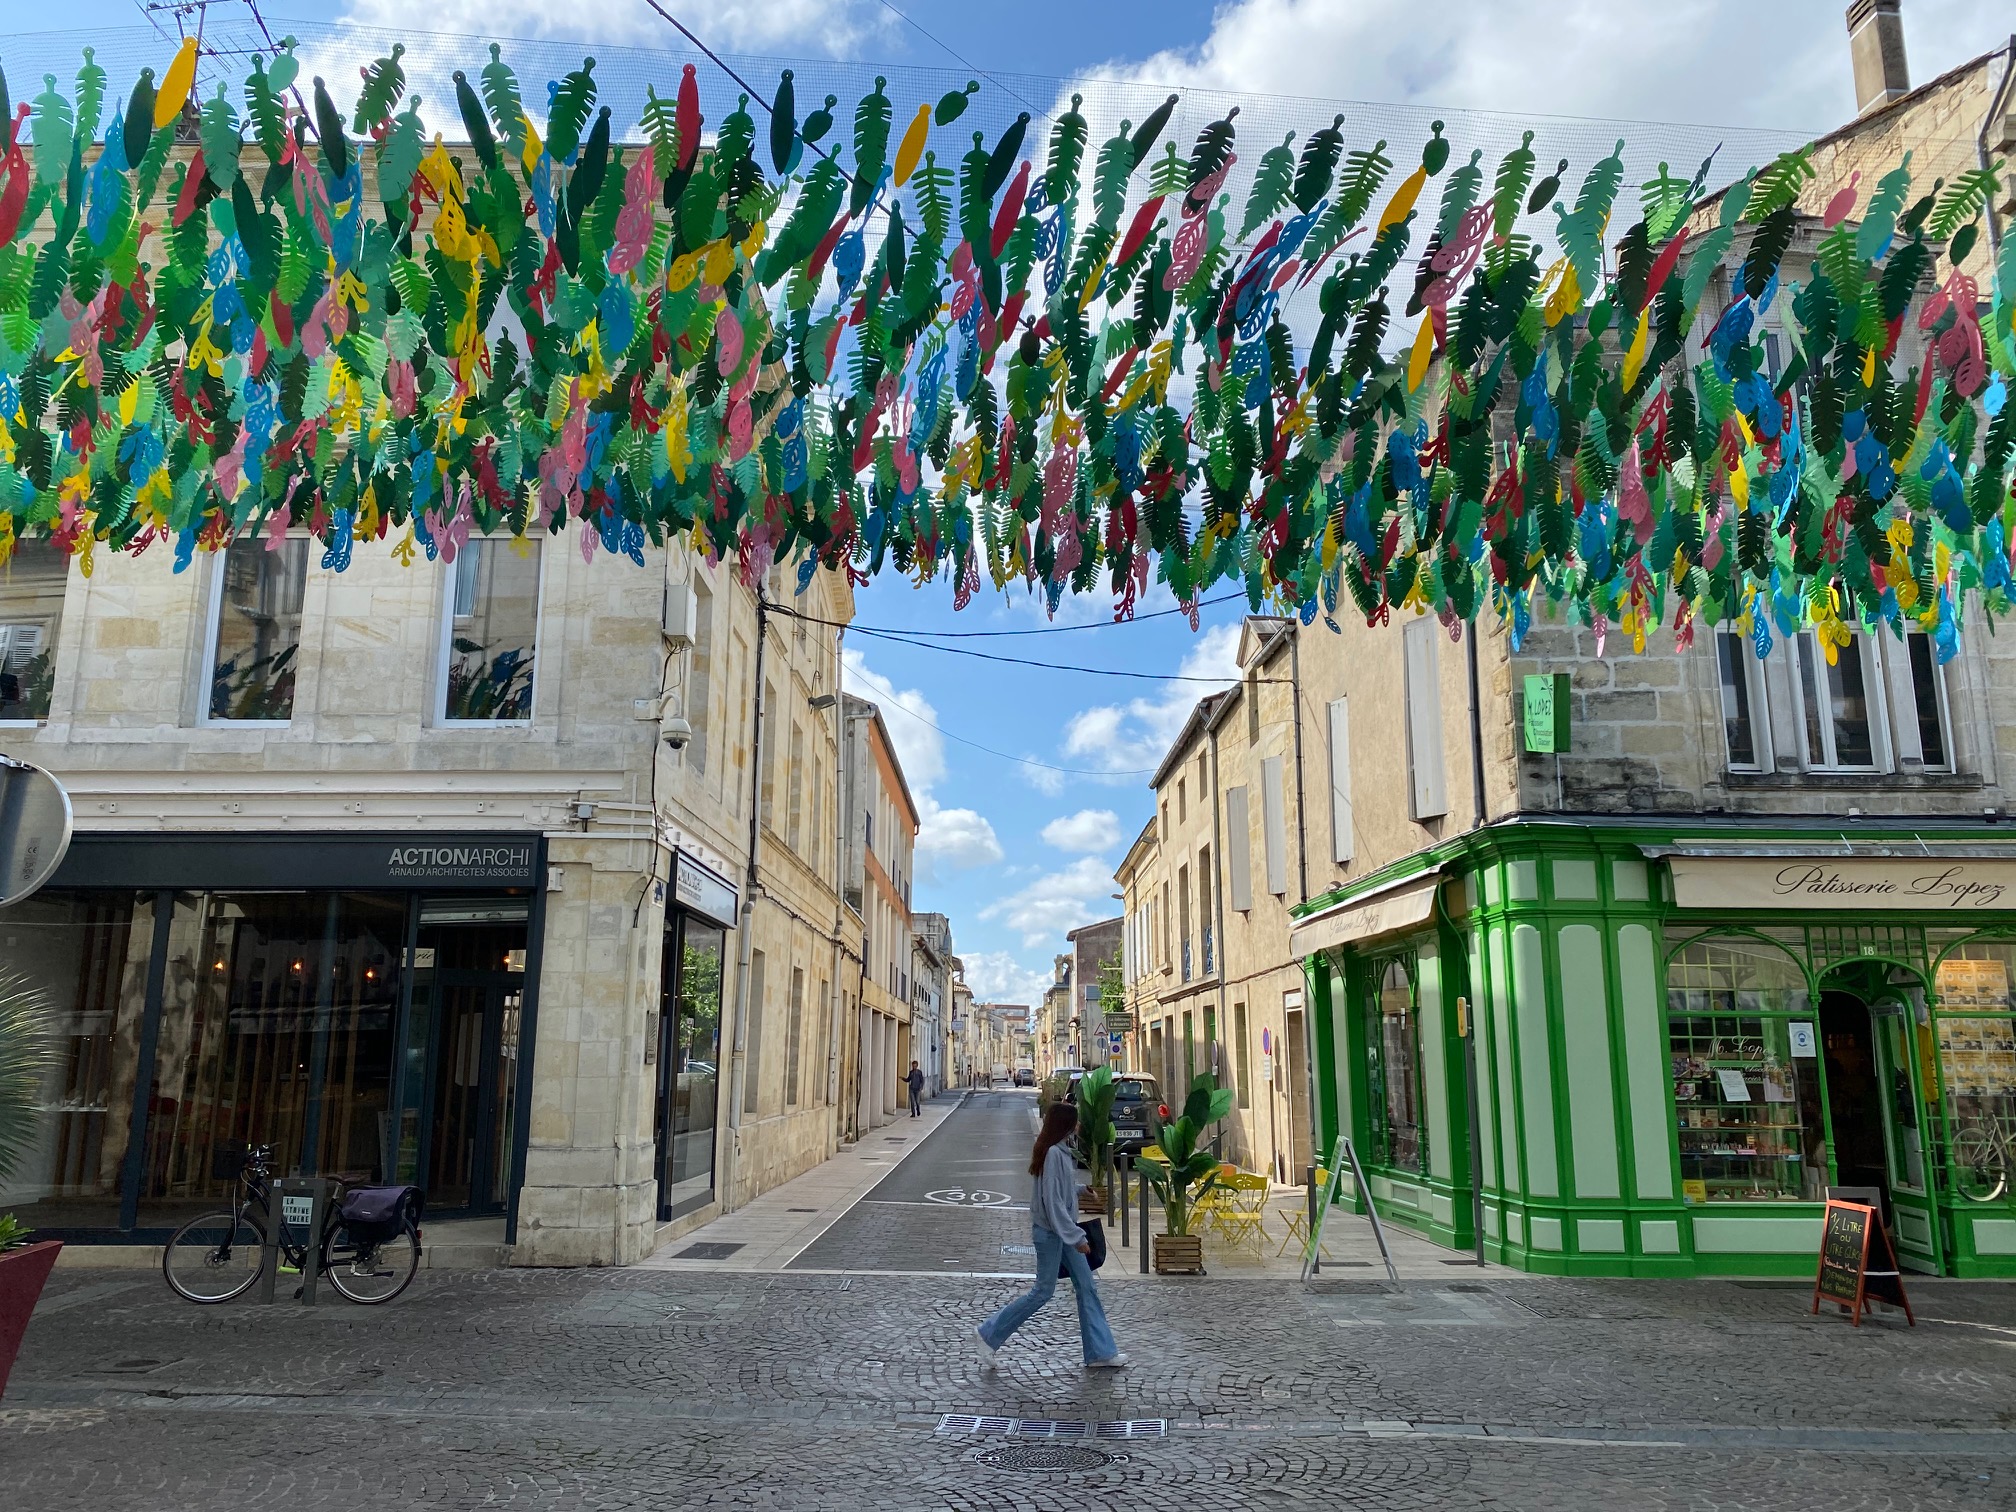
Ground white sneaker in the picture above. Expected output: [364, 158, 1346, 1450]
[974, 1328, 999, 1370]
[1085, 1353, 1129, 1370]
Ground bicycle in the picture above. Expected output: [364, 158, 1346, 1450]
[162, 1145, 422, 1305]
[1950, 1116, 2013, 1204]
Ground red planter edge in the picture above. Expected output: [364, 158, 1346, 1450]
[0, 1240, 63, 1401]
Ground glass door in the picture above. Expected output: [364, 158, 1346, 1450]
[1871, 991, 1945, 1274]
[416, 919, 526, 1216]
[655, 915, 724, 1220]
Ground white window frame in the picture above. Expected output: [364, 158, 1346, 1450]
[436, 538, 545, 728]
[1713, 631, 1772, 774]
[1791, 630, 1892, 774]
[198, 537, 308, 729]
[1891, 629, 1957, 774]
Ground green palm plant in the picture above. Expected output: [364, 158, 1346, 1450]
[1142, 1071, 1234, 1238]
[1073, 1065, 1119, 1189]
[0, 971, 56, 1251]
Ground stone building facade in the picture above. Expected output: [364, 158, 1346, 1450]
[0, 524, 863, 1265]
[840, 696, 917, 1133]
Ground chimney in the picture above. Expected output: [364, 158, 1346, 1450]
[1846, 0, 1910, 115]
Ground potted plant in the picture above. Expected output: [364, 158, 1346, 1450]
[0, 972, 59, 1401]
[1073, 1066, 1119, 1217]
[1142, 1072, 1234, 1275]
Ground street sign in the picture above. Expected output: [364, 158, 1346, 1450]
[0, 757, 72, 907]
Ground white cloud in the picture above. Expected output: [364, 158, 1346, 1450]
[1058, 621, 1242, 778]
[978, 856, 1121, 947]
[1042, 808, 1124, 854]
[915, 794, 1005, 879]
[1088, 0, 2007, 134]
[337, 0, 883, 59]
[842, 650, 1004, 881]
[962, 951, 1051, 1006]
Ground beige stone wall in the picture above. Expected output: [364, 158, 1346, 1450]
[0, 527, 855, 1264]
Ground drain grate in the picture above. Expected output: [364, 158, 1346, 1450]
[974, 1444, 1119, 1473]
[670, 1242, 745, 1260]
[937, 1414, 1166, 1440]
[95, 1358, 179, 1375]
[787, 1207, 818, 1213]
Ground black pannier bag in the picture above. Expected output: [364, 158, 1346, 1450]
[337, 1185, 424, 1244]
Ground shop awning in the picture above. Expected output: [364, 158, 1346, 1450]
[1288, 871, 1443, 958]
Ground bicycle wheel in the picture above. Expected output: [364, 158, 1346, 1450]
[321, 1224, 420, 1304]
[1951, 1127, 2010, 1203]
[162, 1212, 266, 1303]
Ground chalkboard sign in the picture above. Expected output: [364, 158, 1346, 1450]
[1812, 1199, 1915, 1327]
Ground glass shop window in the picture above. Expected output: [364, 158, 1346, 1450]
[1363, 954, 1425, 1174]
[0, 890, 157, 1229]
[205, 538, 307, 723]
[442, 540, 540, 723]
[1714, 631, 1768, 773]
[1794, 632, 1883, 772]
[0, 536, 69, 721]
[1666, 937, 1828, 1202]
[1932, 944, 2016, 1205]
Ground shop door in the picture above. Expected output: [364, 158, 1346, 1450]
[1819, 990, 1943, 1273]
[1870, 991, 1945, 1273]
[654, 916, 724, 1221]
[427, 974, 522, 1213]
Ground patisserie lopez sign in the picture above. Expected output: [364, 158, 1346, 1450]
[1669, 858, 2016, 911]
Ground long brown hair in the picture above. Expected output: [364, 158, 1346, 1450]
[1030, 1099, 1079, 1176]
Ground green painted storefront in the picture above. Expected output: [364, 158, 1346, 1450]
[1298, 819, 2016, 1279]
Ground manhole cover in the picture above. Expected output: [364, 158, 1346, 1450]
[671, 1242, 745, 1260]
[974, 1444, 1119, 1473]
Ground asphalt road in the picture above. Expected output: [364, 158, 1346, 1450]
[790, 1089, 1042, 1273]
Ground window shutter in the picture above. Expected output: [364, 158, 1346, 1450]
[1403, 619, 1449, 819]
[1327, 697, 1353, 863]
[1226, 785, 1253, 910]
[1260, 757, 1289, 896]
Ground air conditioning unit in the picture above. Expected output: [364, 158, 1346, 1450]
[662, 581, 699, 650]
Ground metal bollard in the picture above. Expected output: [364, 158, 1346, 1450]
[1118, 1157, 1130, 1250]
[1139, 1163, 1151, 1274]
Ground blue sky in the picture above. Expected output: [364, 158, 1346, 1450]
[25, 0, 2012, 1003]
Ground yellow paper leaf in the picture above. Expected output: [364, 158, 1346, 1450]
[155, 37, 199, 128]
[1377, 164, 1428, 235]
[1406, 315, 1435, 391]
[894, 104, 931, 188]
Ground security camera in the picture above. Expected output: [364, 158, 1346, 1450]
[662, 717, 693, 750]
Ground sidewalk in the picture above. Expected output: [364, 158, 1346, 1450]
[634, 1091, 968, 1271]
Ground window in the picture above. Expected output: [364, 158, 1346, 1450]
[1931, 943, 2016, 1202]
[744, 949, 767, 1116]
[441, 539, 539, 723]
[1177, 778, 1187, 824]
[1666, 937, 1828, 1202]
[1365, 956, 1425, 1173]
[1794, 632, 1885, 772]
[1225, 786, 1253, 911]
[205, 537, 307, 723]
[785, 966, 805, 1106]
[0, 536, 68, 721]
[1402, 616, 1448, 818]
[1246, 678, 1260, 743]
[1260, 755, 1289, 896]
[761, 680, 780, 824]
[809, 754, 825, 874]
[1178, 865, 1192, 982]
[1160, 800, 1169, 840]
[1198, 846, 1214, 975]
[1903, 632, 1952, 771]
[1715, 631, 1769, 772]
[1197, 753, 1208, 800]
[1327, 696, 1354, 863]
[1234, 1002, 1252, 1108]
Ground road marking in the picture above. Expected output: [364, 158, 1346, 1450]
[923, 1188, 1015, 1207]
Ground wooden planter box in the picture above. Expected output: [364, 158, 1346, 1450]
[1153, 1232, 1205, 1275]
[0, 1240, 63, 1400]
[1078, 1189, 1107, 1217]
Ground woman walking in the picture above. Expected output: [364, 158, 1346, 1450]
[974, 1100, 1126, 1370]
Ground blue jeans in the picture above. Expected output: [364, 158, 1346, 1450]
[979, 1224, 1118, 1363]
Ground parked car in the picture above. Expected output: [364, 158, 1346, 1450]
[1037, 1067, 1085, 1115]
[1109, 1074, 1164, 1154]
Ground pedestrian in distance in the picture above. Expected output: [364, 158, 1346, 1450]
[973, 1099, 1126, 1371]
[906, 1060, 925, 1117]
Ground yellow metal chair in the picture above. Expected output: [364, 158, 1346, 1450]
[1275, 1167, 1337, 1257]
[1216, 1170, 1271, 1252]
[1192, 1162, 1238, 1238]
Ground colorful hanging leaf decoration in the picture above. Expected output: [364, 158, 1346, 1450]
[0, 44, 2011, 662]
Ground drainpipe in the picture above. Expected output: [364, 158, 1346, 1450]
[722, 591, 768, 1213]
[1466, 626, 1489, 830]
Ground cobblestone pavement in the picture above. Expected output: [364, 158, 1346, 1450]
[7, 1263, 2013, 1510]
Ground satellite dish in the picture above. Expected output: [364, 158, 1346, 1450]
[0, 756, 73, 908]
